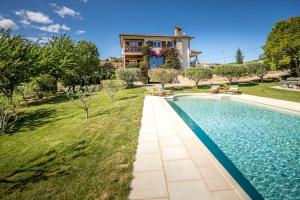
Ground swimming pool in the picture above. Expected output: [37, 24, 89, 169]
[167, 96, 300, 200]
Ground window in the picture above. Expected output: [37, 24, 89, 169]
[129, 41, 138, 47]
[167, 41, 174, 47]
[153, 41, 161, 48]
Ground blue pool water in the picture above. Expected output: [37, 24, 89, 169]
[167, 97, 300, 200]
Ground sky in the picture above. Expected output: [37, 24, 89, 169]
[0, 0, 299, 63]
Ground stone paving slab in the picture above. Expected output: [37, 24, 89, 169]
[129, 96, 248, 200]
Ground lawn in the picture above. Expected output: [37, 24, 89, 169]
[0, 88, 145, 200]
[171, 80, 300, 103]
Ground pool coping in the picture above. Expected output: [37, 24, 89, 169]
[130, 95, 251, 200]
[171, 93, 300, 114]
[162, 95, 251, 200]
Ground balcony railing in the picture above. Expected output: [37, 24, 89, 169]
[124, 46, 142, 53]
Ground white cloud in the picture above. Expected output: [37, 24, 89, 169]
[34, 24, 70, 33]
[28, 37, 49, 44]
[20, 19, 31, 25]
[15, 10, 53, 24]
[0, 15, 18, 29]
[81, 0, 88, 2]
[52, 4, 82, 19]
[75, 30, 85, 34]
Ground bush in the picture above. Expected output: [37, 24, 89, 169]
[139, 61, 149, 84]
[35, 74, 57, 96]
[101, 80, 126, 99]
[115, 68, 140, 87]
[161, 47, 181, 69]
[148, 68, 177, 89]
[246, 62, 271, 82]
[100, 62, 114, 80]
[0, 97, 17, 133]
[185, 67, 213, 87]
[127, 62, 140, 68]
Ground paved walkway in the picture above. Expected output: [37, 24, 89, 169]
[129, 96, 249, 200]
[272, 86, 300, 92]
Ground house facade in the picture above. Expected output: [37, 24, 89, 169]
[119, 27, 201, 69]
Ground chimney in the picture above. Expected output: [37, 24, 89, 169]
[174, 26, 183, 36]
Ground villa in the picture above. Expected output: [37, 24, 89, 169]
[119, 27, 201, 68]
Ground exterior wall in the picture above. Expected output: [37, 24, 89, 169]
[121, 36, 191, 69]
[175, 38, 190, 69]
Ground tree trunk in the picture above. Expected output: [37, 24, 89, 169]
[161, 83, 165, 89]
[195, 80, 199, 88]
[85, 109, 89, 119]
[7, 89, 13, 103]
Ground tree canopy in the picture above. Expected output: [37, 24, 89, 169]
[185, 67, 213, 87]
[0, 29, 37, 101]
[235, 48, 244, 64]
[263, 16, 300, 77]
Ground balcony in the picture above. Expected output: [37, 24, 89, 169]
[124, 46, 143, 55]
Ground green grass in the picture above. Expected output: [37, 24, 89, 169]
[0, 88, 145, 200]
[170, 80, 300, 103]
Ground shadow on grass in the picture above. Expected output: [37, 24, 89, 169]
[116, 95, 138, 101]
[93, 106, 126, 117]
[27, 95, 70, 107]
[0, 139, 89, 194]
[238, 82, 259, 87]
[7, 108, 57, 134]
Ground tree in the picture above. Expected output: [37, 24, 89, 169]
[74, 41, 100, 86]
[162, 47, 181, 69]
[67, 86, 98, 119]
[0, 97, 17, 133]
[233, 64, 249, 80]
[148, 69, 177, 89]
[101, 80, 126, 99]
[100, 62, 114, 80]
[235, 48, 244, 64]
[0, 29, 37, 102]
[139, 61, 149, 83]
[247, 62, 271, 82]
[185, 67, 213, 87]
[215, 64, 237, 84]
[115, 68, 140, 87]
[39, 34, 76, 93]
[263, 16, 300, 77]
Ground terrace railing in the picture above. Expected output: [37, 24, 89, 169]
[124, 46, 142, 53]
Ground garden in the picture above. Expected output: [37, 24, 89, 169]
[0, 16, 299, 200]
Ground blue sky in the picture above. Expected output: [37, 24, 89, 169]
[0, 0, 299, 63]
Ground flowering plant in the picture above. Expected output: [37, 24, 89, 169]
[149, 49, 163, 57]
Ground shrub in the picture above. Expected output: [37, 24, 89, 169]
[185, 67, 213, 87]
[247, 62, 271, 82]
[161, 47, 181, 69]
[127, 62, 140, 68]
[0, 97, 18, 133]
[148, 69, 178, 89]
[35, 74, 57, 95]
[101, 80, 126, 99]
[67, 85, 98, 119]
[139, 61, 149, 84]
[100, 62, 114, 80]
[115, 68, 140, 87]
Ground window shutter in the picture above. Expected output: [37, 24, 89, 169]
[125, 42, 129, 47]
[162, 41, 166, 47]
